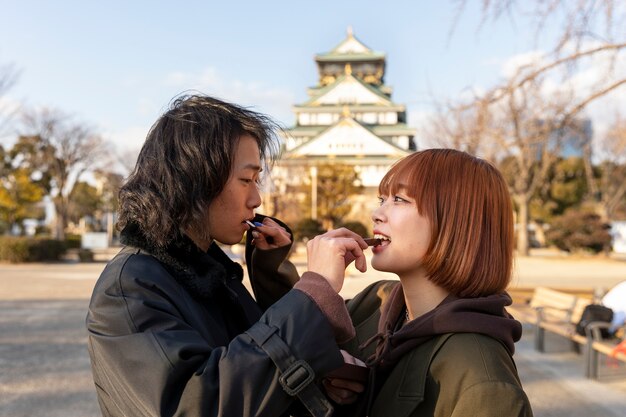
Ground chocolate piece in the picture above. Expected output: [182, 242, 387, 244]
[363, 237, 382, 247]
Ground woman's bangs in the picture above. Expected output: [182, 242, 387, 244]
[379, 156, 423, 198]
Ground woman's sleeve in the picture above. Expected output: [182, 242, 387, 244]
[451, 382, 533, 417]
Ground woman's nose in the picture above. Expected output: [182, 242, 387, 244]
[372, 205, 385, 224]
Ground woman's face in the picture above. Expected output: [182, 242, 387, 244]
[204, 134, 263, 246]
[370, 186, 432, 277]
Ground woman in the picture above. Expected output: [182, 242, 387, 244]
[310, 149, 533, 416]
[85, 94, 366, 417]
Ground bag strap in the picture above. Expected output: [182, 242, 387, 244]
[246, 323, 334, 417]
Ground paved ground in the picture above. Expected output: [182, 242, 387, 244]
[1, 248, 626, 416]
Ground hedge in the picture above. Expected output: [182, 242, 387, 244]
[0, 236, 67, 263]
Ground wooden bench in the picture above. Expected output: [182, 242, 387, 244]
[508, 286, 591, 352]
[509, 286, 626, 379]
[584, 322, 626, 379]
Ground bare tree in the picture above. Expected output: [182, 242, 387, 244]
[21, 108, 105, 240]
[590, 114, 626, 221]
[454, 0, 626, 53]
[446, 0, 626, 253]
[423, 97, 498, 161]
[0, 62, 21, 137]
[434, 71, 594, 254]
[117, 147, 140, 175]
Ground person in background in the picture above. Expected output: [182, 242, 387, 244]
[602, 280, 626, 335]
[304, 149, 534, 416]
[85, 94, 366, 417]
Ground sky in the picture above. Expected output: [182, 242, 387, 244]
[1, 0, 620, 169]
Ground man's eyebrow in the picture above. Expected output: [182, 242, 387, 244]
[241, 163, 262, 172]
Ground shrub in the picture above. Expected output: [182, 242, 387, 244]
[78, 248, 94, 262]
[0, 236, 67, 263]
[35, 225, 51, 236]
[337, 220, 369, 237]
[65, 233, 82, 249]
[293, 218, 325, 242]
[545, 209, 611, 254]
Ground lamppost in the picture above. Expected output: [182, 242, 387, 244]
[310, 165, 318, 220]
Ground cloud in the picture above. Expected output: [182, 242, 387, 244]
[163, 66, 295, 125]
[411, 45, 626, 160]
[103, 125, 149, 154]
[499, 51, 546, 79]
[496, 46, 626, 160]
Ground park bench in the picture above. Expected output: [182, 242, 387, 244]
[509, 286, 626, 379]
[508, 286, 590, 352]
[584, 322, 626, 379]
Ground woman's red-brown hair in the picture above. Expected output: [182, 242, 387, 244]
[379, 148, 514, 297]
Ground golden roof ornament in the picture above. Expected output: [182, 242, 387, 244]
[344, 63, 352, 75]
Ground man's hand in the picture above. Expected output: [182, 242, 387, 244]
[250, 217, 291, 249]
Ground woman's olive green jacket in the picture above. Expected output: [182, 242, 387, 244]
[337, 281, 533, 417]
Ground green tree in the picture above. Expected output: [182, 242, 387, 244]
[531, 157, 587, 224]
[302, 164, 363, 230]
[20, 108, 105, 240]
[0, 139, 47, 234]
[68, 181, 101, 226]
[0, 167, 45, 234]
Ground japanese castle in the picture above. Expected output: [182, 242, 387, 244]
[269, 28, 416, 228]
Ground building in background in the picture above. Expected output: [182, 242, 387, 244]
[267, 28, 416, 229]
[532, 117, 593, 160]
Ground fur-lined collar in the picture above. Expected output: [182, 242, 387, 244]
[120, 223, 243, 302]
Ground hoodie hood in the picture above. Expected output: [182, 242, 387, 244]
[363, 283, 522, 371]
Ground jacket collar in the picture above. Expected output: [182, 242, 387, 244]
[364, 283, 521, 371]
[120, 223, 243, 302]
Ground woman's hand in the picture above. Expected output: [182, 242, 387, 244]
[306, 228, 368, 293]
[250, 217, 292, 250]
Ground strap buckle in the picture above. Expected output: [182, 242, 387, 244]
[279, 359, 315, 396]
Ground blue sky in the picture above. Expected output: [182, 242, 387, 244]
[1, 1, 561, 156]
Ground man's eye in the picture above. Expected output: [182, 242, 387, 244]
[240, 178, 254, 184]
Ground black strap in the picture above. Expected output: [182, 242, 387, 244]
[246, 323, 334, 417]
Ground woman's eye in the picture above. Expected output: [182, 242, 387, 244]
[240, 178, 254, 184]
[377, 196, 385, 205]
[393, 195, 407, 203]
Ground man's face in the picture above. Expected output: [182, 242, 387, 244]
[205, 134, 262, 246]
